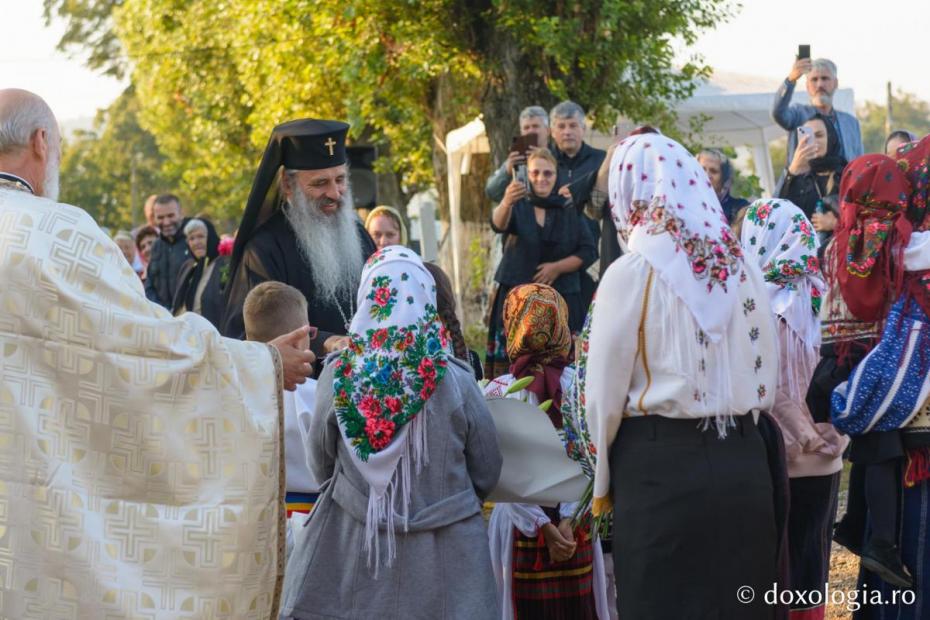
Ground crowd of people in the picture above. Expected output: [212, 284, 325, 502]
[0, 50, 929, 620]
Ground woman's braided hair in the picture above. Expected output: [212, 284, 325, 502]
[423, 262, 469, 361]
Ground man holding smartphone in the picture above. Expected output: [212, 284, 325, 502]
[485, 106, 550, 202]
[771, 51, 863, 167]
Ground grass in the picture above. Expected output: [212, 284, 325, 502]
[826, 462, 857, 620]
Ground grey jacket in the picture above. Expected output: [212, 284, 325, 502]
[281, 358, 503, 620]
[772, 78, 863, 167]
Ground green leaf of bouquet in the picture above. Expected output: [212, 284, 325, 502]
[506, 376, 534, 395]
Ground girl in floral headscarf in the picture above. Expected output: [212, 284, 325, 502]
[483, 283, 609, 620]
[585, 132, 779, 619]
[281, 246, 502, 619]
[741, 199, 847, 619]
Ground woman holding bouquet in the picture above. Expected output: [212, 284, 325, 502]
[483, 283, 609, 620]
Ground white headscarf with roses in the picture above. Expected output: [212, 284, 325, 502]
[332, 245, 450, 571]
[608, 132, 745, 342]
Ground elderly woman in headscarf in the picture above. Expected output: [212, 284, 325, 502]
[584, 132, 779, 619]
[483, 283, 608, 620]
[171, 218, 227, 329]
[281, 245, 502, 620]
[740, 198, 847, 619]
[113, 230, 144, 277]
[697, 148, 750, 223]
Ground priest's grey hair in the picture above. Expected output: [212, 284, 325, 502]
[0, 90, 60, 200]
[283, 173, 364, 307]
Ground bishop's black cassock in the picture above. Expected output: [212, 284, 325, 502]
[221, 119, 376, 353]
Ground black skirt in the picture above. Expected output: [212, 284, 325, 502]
[787, 473, 841, 611]
[610, 415, 777, 619]
[848, 431, 904, 464]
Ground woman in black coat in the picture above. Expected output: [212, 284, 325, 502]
[484, 147, 597, 378]
[172, 218, 228, 329]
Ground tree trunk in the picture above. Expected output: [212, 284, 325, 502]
[479, 31, 559, 169]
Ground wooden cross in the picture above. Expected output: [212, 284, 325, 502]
[324, 138, 336, 156]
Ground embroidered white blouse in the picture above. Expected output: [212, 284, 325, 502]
[585, 252, 778, 507]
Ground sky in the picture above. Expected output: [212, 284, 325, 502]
[0, 1, 127, 127]
[1, 0, 928, 124]
[681, 0, 930, 104]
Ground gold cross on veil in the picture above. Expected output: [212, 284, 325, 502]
[324, 138, 336, 156]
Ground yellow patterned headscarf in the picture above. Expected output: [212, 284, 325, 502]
[502, 284, 571, 426]
[503, 283, 571, 364]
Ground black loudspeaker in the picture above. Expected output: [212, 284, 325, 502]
[346, 146, 377, 210]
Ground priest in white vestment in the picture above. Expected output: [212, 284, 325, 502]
[0, 89, 314, 619]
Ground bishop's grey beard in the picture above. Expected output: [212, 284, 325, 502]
[284, 186, 364, 307]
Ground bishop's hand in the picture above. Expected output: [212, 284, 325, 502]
[270, 326, 316, 390]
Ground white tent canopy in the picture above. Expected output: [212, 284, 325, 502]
[443, 71, 856, 299]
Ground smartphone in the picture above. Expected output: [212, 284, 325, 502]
[798, 126, 813, 142]
[510, 135, 535, 156]
[798, 44, 810, 60]
[514, 163, 530, 192]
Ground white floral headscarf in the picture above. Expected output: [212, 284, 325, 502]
[607, 132, 745, 342]
[739, 199, 824, 346]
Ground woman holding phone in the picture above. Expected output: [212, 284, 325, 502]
[777, 114, 847, 236]
[484, 148, 597, 379]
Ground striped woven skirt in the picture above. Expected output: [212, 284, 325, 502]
[511, 507, 597, 620]
[285, 491, 319, 518]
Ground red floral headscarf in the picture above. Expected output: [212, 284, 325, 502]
[832, 154, 912, 322]
[503, 283, 572, 427]
[897, 135, 930, 316]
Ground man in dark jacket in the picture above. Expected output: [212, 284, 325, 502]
[144, 193, 190, 308]
[548, 101, 619, 278]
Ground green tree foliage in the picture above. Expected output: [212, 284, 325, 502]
[858, 90, 930, 155]
[43, 0, 125, 78]
[50, 0, 734, 221]
[59, 87, 178, 230]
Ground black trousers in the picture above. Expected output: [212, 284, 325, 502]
[610, 415, 777, 620]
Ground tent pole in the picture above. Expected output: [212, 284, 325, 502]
[446, 150, 464, 307]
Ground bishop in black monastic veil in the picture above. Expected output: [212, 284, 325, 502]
[221, 119, 376, 355]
